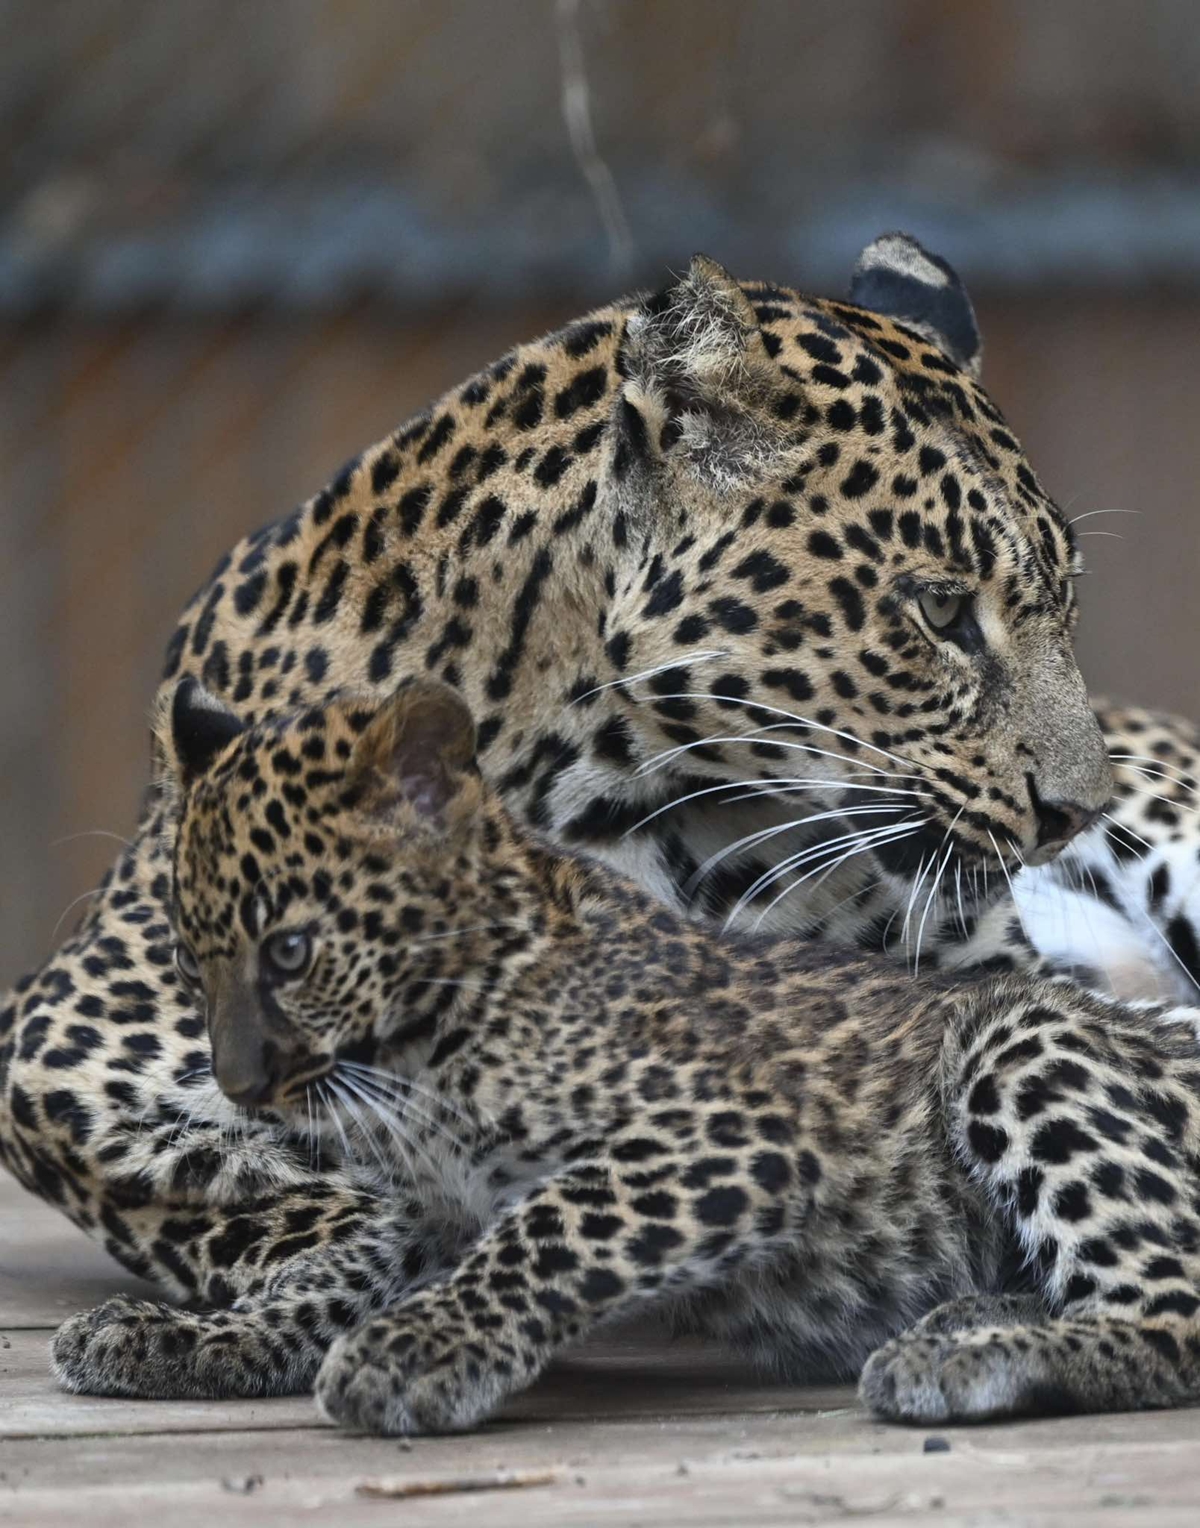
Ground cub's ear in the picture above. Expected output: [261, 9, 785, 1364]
[159, 676, 246, 788]
[349, 679, 477, 823]
[614, 253, 799, 490]
[849, 233, 982, 379]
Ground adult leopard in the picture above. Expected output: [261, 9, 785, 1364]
[1, 233, 1195, 1395]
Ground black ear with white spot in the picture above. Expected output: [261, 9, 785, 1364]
[168, 676, 245, 787]
[849, 233, 982, 379]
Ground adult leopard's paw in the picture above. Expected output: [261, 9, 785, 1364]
[860, 1329, 1060, 1424]
[52, 1296, 183, 1397]
[316, 1313, 508, 1436]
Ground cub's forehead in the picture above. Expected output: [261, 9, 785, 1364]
[176, 708, 361, 864]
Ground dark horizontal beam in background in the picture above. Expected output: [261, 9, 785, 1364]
[5, 173, 1200, 315]
[7, 0, 1200, 314]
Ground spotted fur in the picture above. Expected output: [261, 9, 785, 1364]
[0, 235, 1195, 1387]
[53, 680, 1200, 1432]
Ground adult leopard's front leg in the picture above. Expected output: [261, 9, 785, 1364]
[864, 979, 1200, 1422]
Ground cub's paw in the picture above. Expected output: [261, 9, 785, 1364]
[316, 1303, 509, 1436]
[860, 1329, 1058, 1424]
[908, 1294, 1046, 1338]
[52, 1296, 183, 1397]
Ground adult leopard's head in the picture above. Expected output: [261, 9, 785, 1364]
[158, 231, 1111, 948]
[594, 234, 1110, 911]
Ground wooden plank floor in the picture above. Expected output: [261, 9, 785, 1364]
[2, 1175, 1198, 1526]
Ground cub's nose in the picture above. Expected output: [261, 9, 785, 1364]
[214, 1037, 287, 1109]
[1027, 774, 1104, 853]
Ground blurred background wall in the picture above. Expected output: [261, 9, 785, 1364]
[3, 0, 1200, 977]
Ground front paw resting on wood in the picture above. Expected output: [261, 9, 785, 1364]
[52, 1294, 319, 1398]
[316, 1290, 522, 1435]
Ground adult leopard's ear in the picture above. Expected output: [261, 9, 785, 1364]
[849, 232, 982, 379]
[349, 679, 477, 823]
[159, 676, 246, 788]
[613, 253, 800, 493]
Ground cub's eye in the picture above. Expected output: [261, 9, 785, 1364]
[175, 943, 202, 985]
[917, 590, 966, 632]
[262, 930, 313, 980]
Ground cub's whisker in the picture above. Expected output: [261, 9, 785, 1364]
[51, 828, 135, 850]
[333, 1068, 450, 1180]
[338, 1060, 481, 1129]
[337, 1064, 474, 1145]
[50, 888, 103, 943]
[408, 921, 526, 947]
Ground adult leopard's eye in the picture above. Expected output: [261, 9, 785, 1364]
[175, 943, 201, 985]
[918, 590, 965, 632]
[262, 930, 313, 979]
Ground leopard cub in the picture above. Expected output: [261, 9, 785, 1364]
[160, 674, 1200, 1434]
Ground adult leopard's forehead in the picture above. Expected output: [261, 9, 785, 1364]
[760, 298, 1075, 619]
[164, 275, 1070, 710]
[758, 291, 1068, 531]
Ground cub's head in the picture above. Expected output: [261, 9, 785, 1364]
[162, 676, 533, 1112]
[600, 234, 1111, 886]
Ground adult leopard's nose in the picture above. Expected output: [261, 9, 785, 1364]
[1028, 773, 1105, 852]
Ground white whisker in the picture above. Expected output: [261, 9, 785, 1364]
[338, 1061, 481, 1130]
[409, 921, 525, 947]
[749, 820, 926, 931]
[731, 814, 924, 929]
[912, 804, 966, 973]
[954, 860, 968, 937]
[1068, 508, 1139, 525]
[570, 650, 729, 703]
[318, 1078, 357, 1169]
[1100, 812, 1155, 855]
[1109, 753, 1198, 787]
[624, 774, 928, 838]
[51, 828, 134, 850]
[335, 1067, 450, 1181]
[638, 692, 928, 775]
[637, 728, 899, 783]
[330, 1074, 398, 1180]
[913, 841, 955, 974]
[901, 854, 931, 952]
[50, 887, 103, 943]
[988, 830, 1031, 947]
[689, 804, 911, 905]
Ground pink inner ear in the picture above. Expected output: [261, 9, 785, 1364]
[399, 767, 445, 819]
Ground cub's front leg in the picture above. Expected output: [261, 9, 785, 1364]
[53, 1190, 466, 1399]
[317, 1143, 794, 1435]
